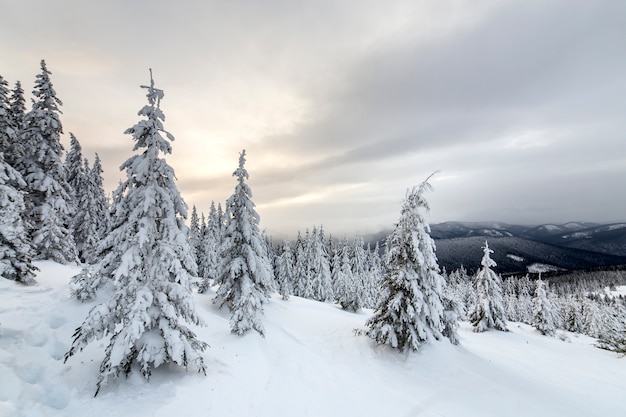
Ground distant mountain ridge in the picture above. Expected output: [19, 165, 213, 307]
[366, 221, 626, 275]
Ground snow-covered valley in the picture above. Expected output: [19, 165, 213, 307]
[1, 262, 624, 417]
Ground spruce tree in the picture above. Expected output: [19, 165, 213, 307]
[19, 60, 77, 263]
[65, 71, 207, 395]
[214, 150, 274, 336]
[90, 153, 110, 246]
[351, 235, 367, 304]
[71, 155, 109, 264]
[189, 205, 201, 266]
[6, 81, 26, 171]
[366, 177, 453, 351]
[469, 241, 508, 332]
[582, 297, 602, 338]
[72, 158, 94, 262]
[0, 75, 13, 154]
[363, 243, 383, 308]
[531, 279, 559, 336]
[299, 229, 314, 299]
[64, 132, 84, 203]
[0, 152, 38, 284]
[596, 302, 626, 353]
[333, 240, 360, 311]
[293, 231, 308, 297]
[0, 76, 36, 283]
[309, 226, 333, 302]
[198, 201, 221, 293]
[275, 241, 294, 300]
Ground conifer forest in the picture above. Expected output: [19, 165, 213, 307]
[1, 61, 625, 417]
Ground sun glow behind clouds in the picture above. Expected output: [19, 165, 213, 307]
[503, 130, 552, 150]
[258, 183, 368, 209]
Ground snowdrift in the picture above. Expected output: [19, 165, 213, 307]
[0, 262, 624, 417]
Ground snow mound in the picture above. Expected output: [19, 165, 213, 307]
[0, 262, 624, 417]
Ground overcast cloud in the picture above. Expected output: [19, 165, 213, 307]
[2, 0, 625, 238]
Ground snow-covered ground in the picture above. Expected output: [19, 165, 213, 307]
[527, 262, 563, 273]
[1, 262, 624, 417]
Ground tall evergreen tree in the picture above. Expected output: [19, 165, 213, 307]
[71, 154, 109, 264]
[309, 226, 333, 302]
[189, 205, 201, 266]
[363, 243, 383, 308]
[72, 158, 94, 262]
[469, 241, 508, 332]
[65, 133, 86, 257]
[65, 72, 207, 395]
[0, 75, 14, 154]
[531, 279, 559, 336]
[299, 229, 314, 299]
[366, 177, 453, 351]
[275, 241, 294, 300]
[198, 201, 221, 293]
[581, 297, 601, 338]
[19, 60, 76, 263]
[596, 302, 626, 354]
[293, 230, 308, 298]
[6, 81, 26, 170]
[64, 132, 84, 202]
[0, 152, 38, 284]
[90, 153, 110, 243]
[333, 240, 360, 311]
[214, 150, 274, 336]
[351, 235, 367, 304]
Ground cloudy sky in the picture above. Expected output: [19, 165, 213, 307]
[2, 0, 625, 238]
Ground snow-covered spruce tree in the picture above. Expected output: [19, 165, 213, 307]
[469, 242, 508, 332]
[293, 231, 308, 297]
[19, 60, 77, 263]
[363, 243, 383, 308]
[1, 76, 37, 284]
[198, 201, 220, 293]
[0, 75, 14, 154]
[299, 229, 315, 299]
[531, 278, 558, 336]
[72, 158, 94, 262]
[214, 150, 274, 336]
[189, 205, 201, 266]
[0, 151, 38, 284]
[581, 297, 602, 338]
[64, 71, 207, 395]
[73, 155, 109, 264]
[596, 302, 626, 354]
[366, 176, 456, 351]
[5, 81, 27, 172]
[333, 240, 360, 311]
[309, 226, 333, 302]
[89, 154, 110, 246]
[64, 132, 84, 203]
[275, 240, 294, 300]
[352, 235, 368, 304]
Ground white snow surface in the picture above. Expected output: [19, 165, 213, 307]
[527, 263, 563, 273]
[506, 254, 525, 262]
[0, 261, 624, 417]
[607, 224, 626, 231]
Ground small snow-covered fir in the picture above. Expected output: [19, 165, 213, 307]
[275, 241, 295, 300]
[214, 150, 274, 336]
[530, 278, 559, 336]
[469, 241, 508, 333]
[366, 176, 454, 351]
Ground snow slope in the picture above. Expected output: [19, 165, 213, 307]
[1, 262, 624, 417]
